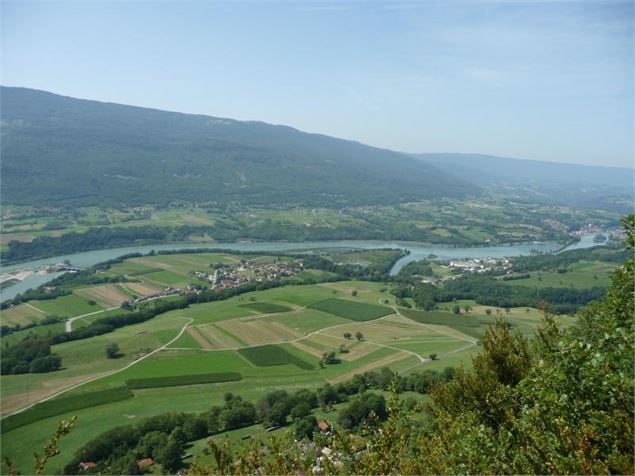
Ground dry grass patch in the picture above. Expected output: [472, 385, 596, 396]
[218, 319, 301, 347]
[330, 351, 411, 384]
[289, 340, 325, 359]
[1, 303, 45, 326]
[123, 282, 163, 296]
[195, 324, 243, 349]
[186, 327, 214, 349]
[338, 341, 379, 361]
[74, 285, 129, 308]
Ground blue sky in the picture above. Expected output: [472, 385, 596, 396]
[1, 0, 633, 167]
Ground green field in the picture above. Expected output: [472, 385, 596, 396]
[400, 309, 491, 338]
[238, 345, 315, 370]
[308, 298, 393, 321]
[1, 303, 47, 326]
[504, 261, 615, 289]
[1, 386, 133, 433]
[126, 372, 242, 389]
[27, 295, 103, 318]
[238, 302, 293, 314]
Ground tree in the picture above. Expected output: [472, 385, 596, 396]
[105, 343, 120, 359]
[355, 331, 364, 342]
[463, 304, 471, 313]
[452, 305, 461, 314]
[428, 353, 438, 360]
[264, 401, 289, 428]
[343, 332, 352, 339]
[121, 300, 133, 311]
[29, 355, 62, 373]
[351, 290, 358, 296]
[322, 350, 337, 364]
[155, 440, 183, 473]
[485, 309, 492, 316]
[294, 415, 318, 440]
[290, 402, 311, 420]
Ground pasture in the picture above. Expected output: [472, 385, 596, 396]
[0, 303, 46, 326]
[238, 302, 293, 314]
[308, 298, 393, 321]
[238, 344, 315, 370]
[73, 284, 130, 308]
[125, 372, 242, 389]
[503, 261, 615, 289]
[27, 295, 102, 318]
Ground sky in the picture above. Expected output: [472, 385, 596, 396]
[1, 0, 633, 168]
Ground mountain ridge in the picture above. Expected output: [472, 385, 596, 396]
[0, 86, 478, 208]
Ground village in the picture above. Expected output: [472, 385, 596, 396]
[193, 259, 304, 291]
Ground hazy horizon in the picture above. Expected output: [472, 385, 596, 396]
[2, 0, 633, 168]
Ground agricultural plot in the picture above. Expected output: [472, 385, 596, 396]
[238, 345, 315, 370]
[308, 298, 393, 321]
[401, 309, 492, 339]
[265, 308, 351, 333]
[504, 261, 615, 289]
[108, 260, 163, 276]
[241, 285, 337, 307]
[319, 314, 446, 344]
[142, 270, 189, 286]
[27, 295, 102, 318]
[217, 319, 302, 347]
[121, 282, 163, 296]
[125, 372, 242, 389]
[1, 314, 187, 414]
[73, 284, 130, 308]
[238, 302, 293, 314]
[1, 386, 133, 433]
[0, 303, 46, 326]
[317, 280, 394, 305]
[329, 350, 412, 384]
[185, 325, 245, 349]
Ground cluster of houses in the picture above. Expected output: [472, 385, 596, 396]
[195, 259, 303, 291]
[448, 258, 511, 274]
[133, 286, 182, 304]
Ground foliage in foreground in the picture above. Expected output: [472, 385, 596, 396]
[188, 216, 634, 475]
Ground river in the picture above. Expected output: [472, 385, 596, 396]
[0, 236, 601, 301]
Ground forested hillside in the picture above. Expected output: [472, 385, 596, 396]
[415, 153, 633, 212]
[0, 87, 476, 207]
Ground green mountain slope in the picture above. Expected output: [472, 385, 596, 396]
[0, 87, 477, 207]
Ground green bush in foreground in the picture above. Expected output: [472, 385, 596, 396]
[125, 372, 242, 389]
[1, 386, 133, 433]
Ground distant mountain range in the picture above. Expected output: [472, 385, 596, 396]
[1, 86, 631, 210]
[414, 153, 633, 211]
